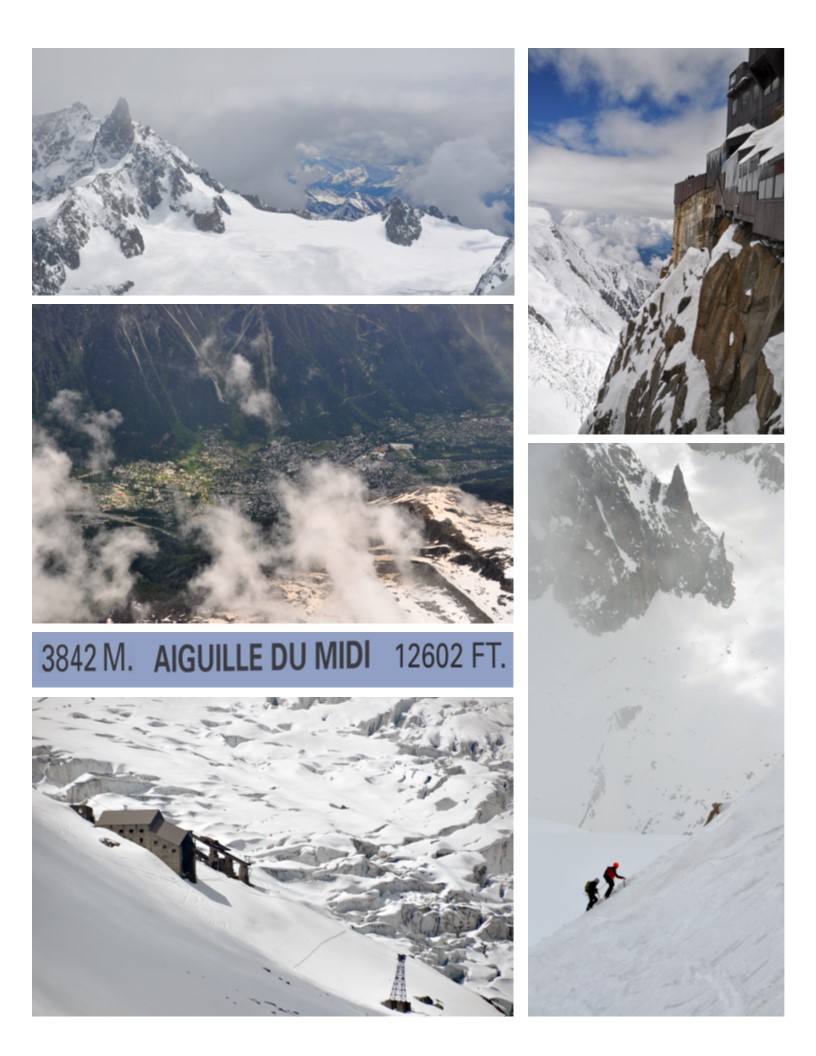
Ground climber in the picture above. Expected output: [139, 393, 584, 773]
[603, 862, 626, 899]
[585, 878, 600, 911]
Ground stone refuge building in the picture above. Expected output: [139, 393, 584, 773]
[95, 808, 197, 882]
[673, 48, 784, 264]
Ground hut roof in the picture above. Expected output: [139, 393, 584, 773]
[95, 809, 190, 846]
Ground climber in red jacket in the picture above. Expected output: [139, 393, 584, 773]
[603, 862, 626, 899]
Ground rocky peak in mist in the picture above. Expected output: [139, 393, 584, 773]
[529, 444, 735, 633]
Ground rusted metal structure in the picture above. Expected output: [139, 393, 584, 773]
[95, 808, 197, 882]
[194, 833, 251, 884]
[674, 48, 783, 249]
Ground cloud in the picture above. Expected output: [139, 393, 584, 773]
[32, 427, 155, 622]
[401, 137, 513, 233]
[529, 107, 727, 217]
[528, 48, 744, 218]
[225, 354, 276, 426]
[552, 209, 672, 272]
[33, 49, 514, 232]
[46, 390, 123, 471]
[186, 462, 423, 622]
[529, 48, 744, 109]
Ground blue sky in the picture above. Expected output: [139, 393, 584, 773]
[529, 49, 744, 218]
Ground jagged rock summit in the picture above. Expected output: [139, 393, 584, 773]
[33, 97, 231, 294]
[529, 444, 735, 634]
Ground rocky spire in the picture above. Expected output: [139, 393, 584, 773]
[664, 463, 693, 516]
[95, 97, 134, 163]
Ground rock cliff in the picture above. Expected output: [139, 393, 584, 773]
[582, 222, 783, 434]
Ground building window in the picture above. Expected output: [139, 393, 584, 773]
[753, 84, 760, 100]
[772, 77, 780, 91]
[774, 173, 784, 198]
[732, 99, 738, 115]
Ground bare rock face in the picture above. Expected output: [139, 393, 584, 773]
[192, 205, 226, 233]
[583, 222, 783, 434]
[382, 198, 422, 246]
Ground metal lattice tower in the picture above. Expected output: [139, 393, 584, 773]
[389, 954, 408, 1003]
[383, 953, 411, 1012]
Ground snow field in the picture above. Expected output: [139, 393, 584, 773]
[529, 762, 783, 1015]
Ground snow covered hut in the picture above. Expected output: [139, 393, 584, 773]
[95, 809, 197, 882]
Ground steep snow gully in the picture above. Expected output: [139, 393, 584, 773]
[529, 762, 783, 1016]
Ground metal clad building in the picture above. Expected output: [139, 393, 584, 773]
[674, 48, 783, 250]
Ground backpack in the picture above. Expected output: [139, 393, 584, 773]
[585, 880, 597, 894]
[603, 866, 615, 882]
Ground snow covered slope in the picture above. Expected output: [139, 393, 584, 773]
[529, 761, 783, 1015]
[528, 206, 655, 432]
[33, 696, 513, 1014]
[32, 100, 506, 296]
[34, 793, 364, 1016]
